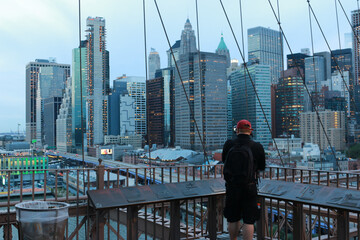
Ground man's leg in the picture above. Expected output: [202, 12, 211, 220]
[242, 223, 254, 240]
[228, 221, 241, 240]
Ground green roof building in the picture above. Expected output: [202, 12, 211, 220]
[216, 33, 230, 68]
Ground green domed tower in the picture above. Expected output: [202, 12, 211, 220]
[216, 33, 230, 68]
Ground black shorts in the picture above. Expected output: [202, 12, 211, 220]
[223, 183, 260, 224]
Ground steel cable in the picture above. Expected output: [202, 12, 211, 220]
[219, 0, 285, 166]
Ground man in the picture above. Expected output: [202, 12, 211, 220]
[222, 119, 266, 240]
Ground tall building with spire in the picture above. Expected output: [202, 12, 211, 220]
[216, 33, 230, 68]
[175, 19, 227, 151]
[179, 19, 197, 55]
[148, 48, 160, 79]
[85, 17, 110, 149]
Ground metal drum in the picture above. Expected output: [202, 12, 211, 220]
[15, 201, 69, 240]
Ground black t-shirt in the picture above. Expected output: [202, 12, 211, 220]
[222, 134, 266, 173]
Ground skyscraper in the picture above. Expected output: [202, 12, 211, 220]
[148, 48, 160, 79]
[175, 52, 228, 150]
[314, 51, 331, 81]
[331, 71, 350, 117]
[331, 48, 352, 74]
[305, 56, 326, 92]
[227, 80, 233, 139]
[167, 40, 181, 68]
[108, 76, 128, 136]
[85, 17, 110, 148]
[230, 63, 272, 146]
[146, 67, 175, 147]
[287, 52, 309, 71]
[331, 48, 354, 116]
[116, 76, 147, 136]
[56, 77, 72, 152]
[72, 41, 87, 153]
[119, 94, 136, 136]
[248, 26, 283, 84]
[300, 110, 346, 151]
[35, 66, 68, 146]
[275, 68, 305, 137]
[352, 10, 360, 84]
[43, 97, 62, 148]
[25, 59, 70, 143]
[179, 19, 197, 55]
[216, 33, 231, 68]
[304, 55, 326, 112]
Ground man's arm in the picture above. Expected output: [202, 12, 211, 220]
[254, 143, 266, 171]
[222, 139, 233, 163]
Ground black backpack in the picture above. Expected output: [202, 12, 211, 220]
[223, 143, 255, 185]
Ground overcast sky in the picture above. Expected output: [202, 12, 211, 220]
[0, 0, 357, 133]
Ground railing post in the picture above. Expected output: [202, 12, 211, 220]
[293, 202, 305, 240]
[216, 196, 224, 232]
[97, 158, 105, 190]
[208, 196, 217, 240]
[256, 197, 266, 240]
[3, 223, 12, 240]
[96, 210, 105, 240]
[337, 209, 349, 239]
[127, 206, 138, 240]
[170, 200, 180, 240]
[95, 159, 105, 240]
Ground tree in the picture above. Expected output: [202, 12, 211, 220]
[346, 144, 360, 159]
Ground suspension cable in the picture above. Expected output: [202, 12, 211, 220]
[307, 0, 322, 169]
[308, 0, 360, 168]
[239, 0, 249, 120]
[335, 0, 342, 51]
[77, 0, 86, 237]
[276, 0, 289, 161]
[337, 0, 360, 113]
[334, 0, 347, 146]
[219, 0, 285, 166]
[337, 0, 360, 55]
[308, 3, 355, 107]
[143, 0, 152, 167]
[153, 0, 210, 164]
[308, 2, 360, 121]
[195, 0, 208, 162]
[266, 0, 341, 170]
[307, 1, 318, 111]
[337, 0, 360, 87]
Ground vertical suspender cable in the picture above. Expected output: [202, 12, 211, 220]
[219, 0, 285, 166]
[239, 0, 249, 120]
[77, 0, 86, 237]
[307, 0, 360, 169]
[266, 0, 341, 170]
[143, 0, 152, 168]
[334, 0, 347, 147]
[78, 0, 85, 178]
[195, 0, 208, 163]
[276, 0, 289, 162]
[153, 0, 209, 164]
[307, 0, 322, 169]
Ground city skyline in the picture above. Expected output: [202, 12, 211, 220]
[0, 0, 357, 132]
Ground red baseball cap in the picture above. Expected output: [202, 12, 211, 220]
[237, 120, 254, 130]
